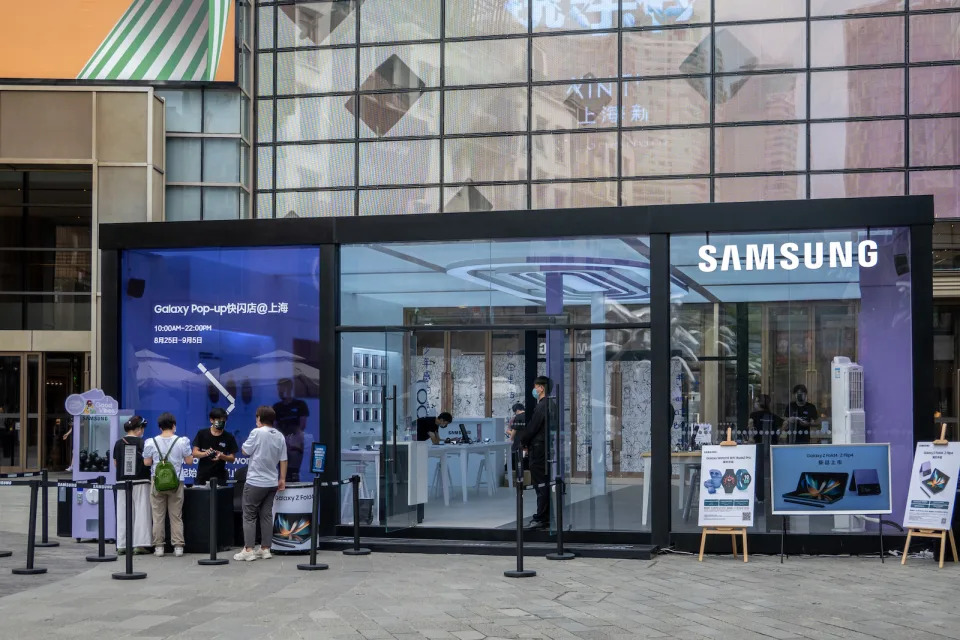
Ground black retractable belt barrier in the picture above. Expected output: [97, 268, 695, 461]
[113, 480, 147, 580]
[546, 475, 575, 561]
[199, 477, 228, 565]
[343, 475, 371, 556]
[505, 449, 535, 578]
[35, 469, 59, 548]
[87, 476, 117, 562]
[12, 480, 47, 575]
[298, 474, 329, 570]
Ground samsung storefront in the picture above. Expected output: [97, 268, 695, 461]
[99, 195, 933, 554]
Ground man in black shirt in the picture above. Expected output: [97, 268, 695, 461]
[513, 376, 554, 530]
[416, 412, 452, 444]
[192, 408, 239, 485]
[786, 384, 819, 445]
[273, 378, 309, 482]
[112, 416, 152, 553]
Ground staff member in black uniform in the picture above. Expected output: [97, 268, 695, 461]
[513, 376, 554, 530]
[786, 384, 819, 444]
[192, 408, 239, 485]
[416, 412, 452, 444]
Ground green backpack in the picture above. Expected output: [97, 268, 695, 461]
[152, 437, 180, 492]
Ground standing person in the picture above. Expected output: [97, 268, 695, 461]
[143, 412, 193, 557]
[786, 384, 819, 444]
[192, 408, 239, 486]
[273, 378, 308, 483]
[234, 406, 287, 562]
[514, 376, 554, 530]
[748, 395, 783, 503]
[112, 416, 152, 554]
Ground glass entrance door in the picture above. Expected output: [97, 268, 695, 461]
[0, 353, 43, 472]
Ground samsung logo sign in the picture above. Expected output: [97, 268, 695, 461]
[698, 240, 879, 273]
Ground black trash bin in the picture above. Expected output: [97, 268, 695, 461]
[182, 484, 234, 554]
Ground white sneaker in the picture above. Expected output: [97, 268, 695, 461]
[154, 546, 164, 558]
[257, 547, 272, 560]
[233, 548, 258, 562]
[173, 546, 184, 557]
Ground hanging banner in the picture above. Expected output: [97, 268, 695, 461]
[698, 444, 757, 527]
[771, 444, 892, 516]
[903, 442, 960, 530]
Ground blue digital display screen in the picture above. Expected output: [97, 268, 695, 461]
[120, 247, 321, 483]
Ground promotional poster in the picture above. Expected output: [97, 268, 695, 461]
[771, 444, 892, 516]
[902, 442, 960, 530]
[698, 444, 757, 528]
[120, 247, 321, 483]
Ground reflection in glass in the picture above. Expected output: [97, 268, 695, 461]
[716, 125, 804, 173]
[360, 0, 440, 43]
[445, 39, 528, 86]
[532, 33, 617, 82]
[622, 179, 711, 205]
[715, 23, 807, 71]
[623, 79, 708, 126]
[714, 175, 806, 202]
[715, 74, 805, 122]
[811, 121, 904, 171]
[911, 118, 960, 168]
[276, 48, 355, 95]
[359, 45, 440, 90]
[910, 65, 960, 115]
[277, 2, 357, 47]
[532, 132, 618, 180]
[810, 172, 904, 200]
[532, 181, 617, 209]
[444, 87, 527, 135]
[622, 129, 709, 177]
[276, 143, 354, 189]
[445, 0, 526, 37]
[258, 53, 274, 97]
[357, 91, 440, 138]
[359, 188, 439, 215]
[622, 27, 710, 77]
[533, 82, 620, 131]
[811, 17, 904, 67]
[445, 136, 528, 184]
[715, 0, 805, 21]
[812, 0, 904, 13]
[810, 69, 904, 119]
[359, 140, 440, 186]
[277, 190, 354, 217]
[443, 184, 527, 213]
[277, 96, 355, 142]
[912, 170, 960, 219]
[910, 13, 960, 63]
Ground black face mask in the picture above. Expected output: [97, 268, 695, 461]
[796, 393, 806, 404]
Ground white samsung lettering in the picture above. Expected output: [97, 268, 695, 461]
[697, 240, 881, 273]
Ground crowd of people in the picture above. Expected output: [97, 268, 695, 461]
[113, 406, 287, 562]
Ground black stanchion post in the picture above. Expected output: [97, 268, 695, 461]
[343, 476, 371, 556]
[12, 480, 47, 575]
[878, 515, 885, 564]
[505, 450, 535, 578]
[35, 470, 58, 548]
[199, 478, 228, 566]
[546, 475, 575, 561]
[87, 476, 117, 562]
[298, 474, 329, 570]
[113, 480, 147, 580]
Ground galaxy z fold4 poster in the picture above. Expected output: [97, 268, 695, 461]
[698, 444, 757, 528]
[903, 442, 960, 530]
[770, 444, 892, 516]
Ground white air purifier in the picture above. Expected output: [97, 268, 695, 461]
[831, 356, 866, 532]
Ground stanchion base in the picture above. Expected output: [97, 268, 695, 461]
[112, 571, 147, 581]
[546, 552, 576, 561]
[343, 548, 371, 556]
[0, 550, 11, 558]
[198, 558, 229, 566]
[12, 567, 47, 575]
[86, 554, 118, 563]
[503, 569, 536, 578]
[35, 541, 60, 548]
[297, 563, 329, 571]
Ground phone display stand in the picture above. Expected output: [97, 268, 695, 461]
[698, 429, 749, 563]
[901, 424, 959, 569]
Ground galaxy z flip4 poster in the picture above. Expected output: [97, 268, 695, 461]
[698, 445, 757, 528]
[903, 442, 960, 530]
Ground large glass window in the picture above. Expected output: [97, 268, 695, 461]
[670, 228, 914, 534]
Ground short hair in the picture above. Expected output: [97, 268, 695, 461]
[277, 378, 293, 390]
[792, 384, 808, 394]
[157, 412, 176, 430]
[124, 416, 146, 432]
[256, 405, 276, 426]
[534, 376, 553, 394]
[437, 412, 453, 423]
[511, 403, 525, 413]
[209, 407, 228, 421]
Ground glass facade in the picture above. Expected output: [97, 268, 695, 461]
[254, 0, 960, 218]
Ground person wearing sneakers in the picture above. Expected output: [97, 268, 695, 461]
[234, 405, 287, 562]
[143, 412, 194, 557]
[112, 416, 152, 555]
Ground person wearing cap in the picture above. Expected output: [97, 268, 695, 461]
[112, 416, 153, 554]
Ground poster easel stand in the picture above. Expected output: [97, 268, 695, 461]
[698, 429, 748, 563]
[901, 424, 959, 569]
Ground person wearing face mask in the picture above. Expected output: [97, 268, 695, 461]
[786, 384, 819, 444]
[513, 376, 554, 530]
[192, 408, 239, 486]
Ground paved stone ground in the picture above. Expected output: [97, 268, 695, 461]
[2, 484, 960, 639]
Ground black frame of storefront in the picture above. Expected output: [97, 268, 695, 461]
[99, 195, 934, 554]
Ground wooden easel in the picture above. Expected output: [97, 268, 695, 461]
[901, 424, 959, 568]
[699, 428, 749, 563]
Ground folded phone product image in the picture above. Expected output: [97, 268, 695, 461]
[849, 468, 882, 496]
[920, 461, 932, 478]
[921, 468, 950, 497]
[782, 472, 848, 507]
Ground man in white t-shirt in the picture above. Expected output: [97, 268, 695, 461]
[143, 412, 194, 558]
[234, 405, 287, 562]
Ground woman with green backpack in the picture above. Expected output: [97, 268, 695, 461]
[143, 412, 194, 557]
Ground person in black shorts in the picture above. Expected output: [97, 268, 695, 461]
[192, 407, 239, 485]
